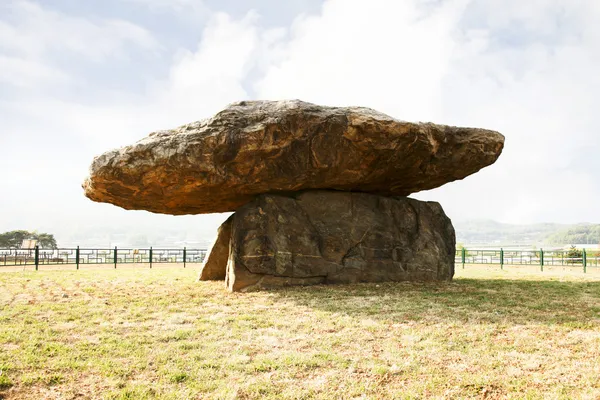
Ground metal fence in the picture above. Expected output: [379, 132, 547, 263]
[0, 246, 207, 270]
[2, 246, 597, 273]
[456, 248, 599, 272]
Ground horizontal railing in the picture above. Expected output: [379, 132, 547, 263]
[2, 246, 596, 273]
[455, 248, 598, 272]
[0, 246, 207, 270]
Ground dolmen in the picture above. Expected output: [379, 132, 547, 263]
[83, 100, 504, 291]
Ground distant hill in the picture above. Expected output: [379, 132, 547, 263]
[454, 220, 600, 246]
[545, 224, 600, 245]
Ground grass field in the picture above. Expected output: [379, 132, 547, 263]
[1, 266, 599, 399]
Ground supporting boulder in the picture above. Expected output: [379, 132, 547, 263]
[198, 215, 232, 281]
[220, 191, 455, 291]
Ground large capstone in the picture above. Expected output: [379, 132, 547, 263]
[203, 191, 456, 292]
[83, 100, 504, 215]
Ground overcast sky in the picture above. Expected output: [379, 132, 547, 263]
[1, 0, 599, 243]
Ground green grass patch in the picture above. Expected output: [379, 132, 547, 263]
[0, 373, 13, 390]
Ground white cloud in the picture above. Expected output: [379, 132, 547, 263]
[1, 0, 600, 245]
[0, 55, 70, 87]
[0, 0, 160, 61]
[419, 0, 600, 223]
[256, 0, 469, 120]
[149, 11, 260, 125]
[120, 0, 207, 13]
[0, 7, 261, 239]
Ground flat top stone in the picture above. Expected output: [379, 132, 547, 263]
[83, 100, 504, 215]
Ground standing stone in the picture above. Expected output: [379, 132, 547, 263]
[225, 191, 455, 292]
[198, 215, 232, 281]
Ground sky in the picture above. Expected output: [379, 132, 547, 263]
[0, 0, 599, 245]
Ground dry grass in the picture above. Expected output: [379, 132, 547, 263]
[0, 263, 193, 273]
[0, 266, 599, 399]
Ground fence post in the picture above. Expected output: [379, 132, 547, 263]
[500, 248, 504, 269]
[76, 246, 80, 270]
[114, 246, 118, 269]
[183, 247, 187, 268]
[461, 247, 466, 269]
[149, 247, 153, 269]
[583, 249, 587, 273]
[540, 248, 544, 272]
[34, 245, 39, 271]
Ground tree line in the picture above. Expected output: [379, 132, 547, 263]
[0, 230, 58, 249]
[545, 224, 600, 245]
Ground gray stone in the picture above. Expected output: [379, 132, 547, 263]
[225, 190, 455, 291]
[198, 215, 232, 281]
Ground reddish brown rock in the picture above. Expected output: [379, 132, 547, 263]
[225, 191, 455, 292]
[83, 100, 504, 215]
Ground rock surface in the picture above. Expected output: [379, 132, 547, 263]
[198, 215, 232, 281]
[225, 191, 455, 291]
[83, 100, 504, 215]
